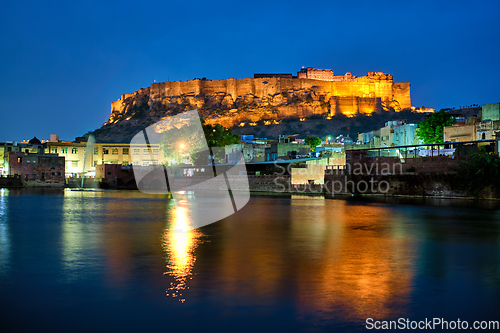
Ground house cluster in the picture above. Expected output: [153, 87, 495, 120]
[443, 103, 500, 142]
[0, 132, 320, 187]
[356, 120, 421, 148]
[3, 102, 499, 188]
[354, 102, 500, 148]
[0, 134, 163, 187]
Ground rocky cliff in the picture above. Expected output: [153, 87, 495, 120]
[94, 73, 412, 142]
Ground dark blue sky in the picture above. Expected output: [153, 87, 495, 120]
[1, 0, 499, 142]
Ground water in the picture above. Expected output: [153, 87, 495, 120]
[0, 188, 499, 332]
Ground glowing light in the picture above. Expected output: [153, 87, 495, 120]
[180, 144, 185, 149]
[239, 123, 246, 127]
[162, 204, 203, 302]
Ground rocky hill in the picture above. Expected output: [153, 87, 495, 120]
[92, 73, 420, 143]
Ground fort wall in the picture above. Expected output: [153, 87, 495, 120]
[109, 72, 411, 127]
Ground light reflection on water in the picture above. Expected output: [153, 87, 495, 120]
[0, 189, 9, 276]
[0, 189, 499, 332]
[61, 191, 104, 281]
[163, 199, 204, 302]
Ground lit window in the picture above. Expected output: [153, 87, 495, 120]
[17, 157, 22, 163]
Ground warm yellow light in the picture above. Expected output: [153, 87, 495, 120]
[162, 205, 202, 302]
[180, 144, 185, 149]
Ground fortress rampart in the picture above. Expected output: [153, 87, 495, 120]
[107, 70, 411, 127]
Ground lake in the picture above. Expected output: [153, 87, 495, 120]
[0, 188, 499, 332]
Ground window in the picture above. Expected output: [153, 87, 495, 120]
[112, 148, 118, 155]
[103, 148, 109, 155]
[51, 172, 55, 176]
[94, 148, 98, 155]
[71, 148, 78, 154]
[71, 161, 78, 167]
[152, 148, 159, 154]
[94, 161, 98, 167]
[61, 147, 68, 154]
[133, 148, 140, 155]
[122, 161, 129, 165]
[57, 172, 61, 176]
[143, 148, 150, 153]
[51, 147, 57, 154]
[123, 148, 129, 155]
[17, 157, 22, 163]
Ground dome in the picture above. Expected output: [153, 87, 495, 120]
[29, 136, 42, 145]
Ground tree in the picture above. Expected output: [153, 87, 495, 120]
[201, 123, 239, 148]
[455, 150, 500, 198]
[160, 121, 239, 165]
[304, 136, 321, 152]
[160, 124, 206, 165]
[416, 110, 455, 144]
[194, 123, 240, 164]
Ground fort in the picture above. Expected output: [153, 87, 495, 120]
[105, 67, 412, 132]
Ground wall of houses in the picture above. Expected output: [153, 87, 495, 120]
[8, 152, 65, 187]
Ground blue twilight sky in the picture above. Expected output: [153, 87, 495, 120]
[1, 0, 499, 142]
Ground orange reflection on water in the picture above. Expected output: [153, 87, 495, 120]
[162, 201, 203, 302]
[292, 202, 417, 322]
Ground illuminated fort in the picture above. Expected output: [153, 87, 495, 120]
[107, 68, 412, 128]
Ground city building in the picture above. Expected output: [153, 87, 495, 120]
[444, 117, 478, 142]
[296, 68, 358, 82]
[8, 150, 65, 187]
[380, 120, 404, 147]
[393, 123, 421, 146]
[0, 137, 46, 175]
[45, 136, 162, 177]
[481, 102, 500, 121]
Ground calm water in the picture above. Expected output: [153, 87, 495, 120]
[0, 189, 499, 332]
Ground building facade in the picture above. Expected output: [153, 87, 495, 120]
[45, 141, 162, 176]
[8, 151, 65, 187]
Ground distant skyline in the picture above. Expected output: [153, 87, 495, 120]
[1, 0, 499, 142]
